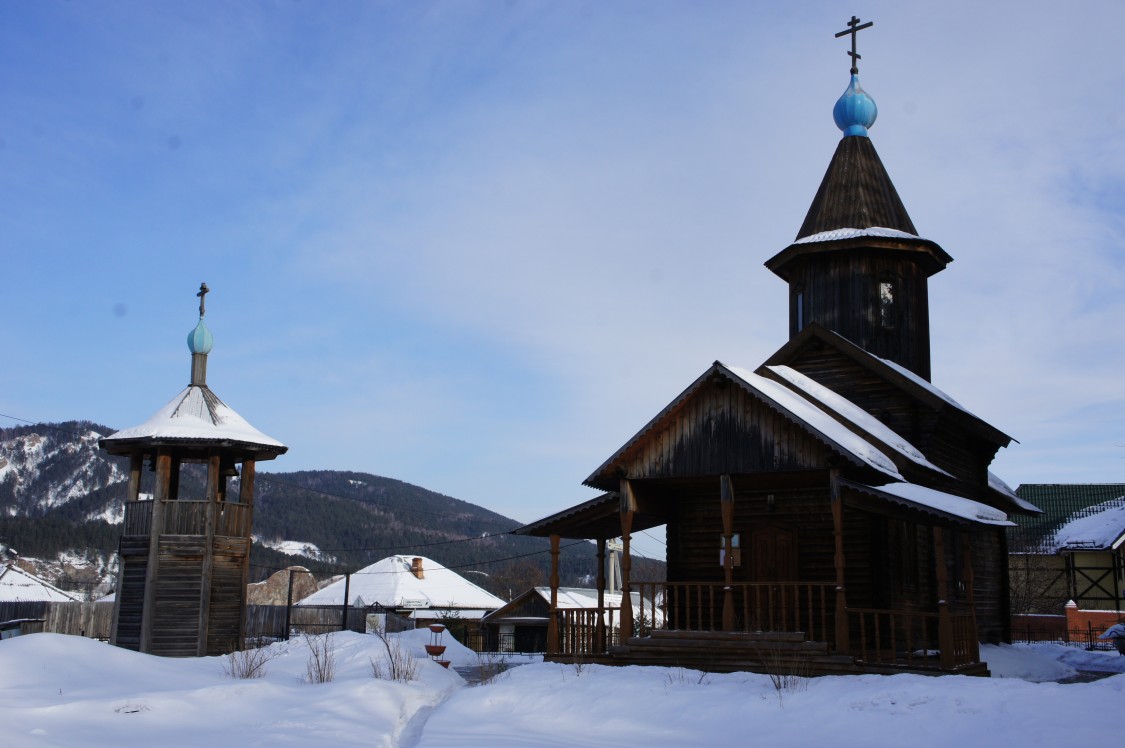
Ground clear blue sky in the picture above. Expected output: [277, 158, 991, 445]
[3, 2, 1124, 537]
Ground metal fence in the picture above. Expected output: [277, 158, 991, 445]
[1010, 617, 1121, 651]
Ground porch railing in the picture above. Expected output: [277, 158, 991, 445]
[848, 607, 979, 669]
[557, 607, 622, 656]
[122, 500, 251, 538]
[634, 581, 834, 643]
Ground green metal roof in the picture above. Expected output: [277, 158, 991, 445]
[1008, 484, 1125, 552]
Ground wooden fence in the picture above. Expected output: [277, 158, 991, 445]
[0, 601, 114, 639]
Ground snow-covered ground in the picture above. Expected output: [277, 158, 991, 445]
[1, 632, 1121, 748]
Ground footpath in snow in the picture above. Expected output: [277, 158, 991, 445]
[1, 630, 1122, 748]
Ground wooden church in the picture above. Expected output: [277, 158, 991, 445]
[101, 285, 287, 656]
[519, 18, 1040, 676]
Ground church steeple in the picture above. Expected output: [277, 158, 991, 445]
[765, 17, 952, 381]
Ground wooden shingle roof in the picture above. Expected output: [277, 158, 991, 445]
[797, 135, 916, 239]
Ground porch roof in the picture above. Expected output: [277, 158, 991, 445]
[842, 479, 1016, 527]
[515, 492, 665, 540]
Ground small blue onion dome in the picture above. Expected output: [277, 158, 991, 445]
[187, 318, 214, 354]
[833, 73, 877, 137]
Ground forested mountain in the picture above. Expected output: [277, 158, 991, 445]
[0, 421, 664, 600]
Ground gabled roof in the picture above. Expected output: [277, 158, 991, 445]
[100, 384, 287, 460]
[763, 324, 1013, 448]
[296, 555, 504, 611]
[0, 564, 80, 603]
[1009, 484, 1125, 552]
[762, 364, 950, 478]
[583, 360, 905, 491]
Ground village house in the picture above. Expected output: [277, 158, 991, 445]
[1008, 484, 1125, 636]
[518, 18, 1040, 676]
[297, 554, 505, 641]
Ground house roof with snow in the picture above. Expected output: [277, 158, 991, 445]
[0, 564, 80, 603]
[1008, 484, 1125, 552]
[296, 555, 505, 613]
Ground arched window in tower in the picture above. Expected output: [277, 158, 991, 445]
[795, 285, 806, 331]
[879, 280, 896, 328]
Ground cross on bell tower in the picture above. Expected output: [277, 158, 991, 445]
[835, 15, 873, 75]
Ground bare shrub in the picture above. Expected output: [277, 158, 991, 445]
[664, 667, 711, 688]
[370, 628, 419, 682]
[475, 652, 509, 685]
[222, 645, 277, 679]
[754, 645, 810, 706]
[305, 633, 336, 684]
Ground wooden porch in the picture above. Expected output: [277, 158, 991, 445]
[548, 580, 987, 676]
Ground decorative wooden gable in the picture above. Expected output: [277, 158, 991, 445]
[584, 362, 899, 493]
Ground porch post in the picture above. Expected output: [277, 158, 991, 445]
[596, 538, 607, 652]
[962, 532, 980, 663]
[619, 479, 636, 640]
[933, 526, 955, 670]
[547, 534, 560, 655]
[720, 474, 735, 632]
[830, 470, 849, 654]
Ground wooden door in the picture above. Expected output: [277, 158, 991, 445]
[749, 525, 798, 582]
[747, 525, 799, 632]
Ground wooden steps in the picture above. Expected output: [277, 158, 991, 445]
[589, 630, 990, 677]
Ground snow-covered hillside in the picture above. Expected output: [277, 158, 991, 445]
[0, 632, 1121, 747]
[0, 424, 126, 516]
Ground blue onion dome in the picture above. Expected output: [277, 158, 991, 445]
[187, 318, 214, 354]
[833, 73, 877, 137]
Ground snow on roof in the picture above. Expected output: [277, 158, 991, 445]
[793, 226, 922, 244]
[866, 482, 1014, 526]
[766, 365, 951, 477]
[988, 471, 1042, 513]
[103, 384, 284, 448]
[297, 555, 505, 610]
[1050, 499, 1125, 551]
[0, 564, 81, 603]
[874, 355, 967, 412]
[723, 365, 903, 480]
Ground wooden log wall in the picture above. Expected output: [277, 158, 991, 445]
[786, 251, 933, 380]
[114, 540, 150, 651]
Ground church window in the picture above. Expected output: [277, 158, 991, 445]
[879, 280, 895, 328]
[795, 287, 806, 331]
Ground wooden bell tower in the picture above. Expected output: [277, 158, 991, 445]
[101, 284, 287, 656]
[765, 18, 952, 381]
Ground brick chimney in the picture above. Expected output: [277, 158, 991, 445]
[411, 557, 425, 579]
